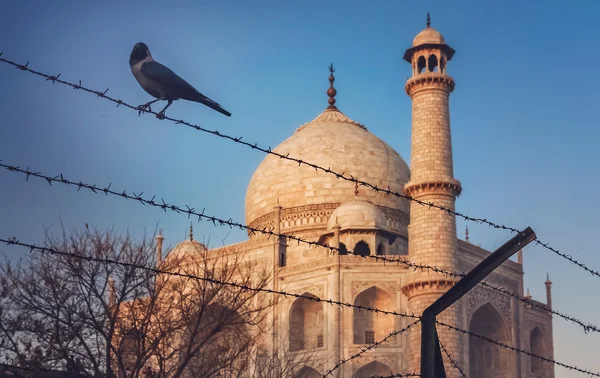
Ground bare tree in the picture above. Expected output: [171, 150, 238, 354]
[0, 224, 159, 377]
[0, 225, 316, 378]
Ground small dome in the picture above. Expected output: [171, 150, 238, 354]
[166, 239, 207, 262]
[327, 198, 390, 232]
[412, 27, 446, 47]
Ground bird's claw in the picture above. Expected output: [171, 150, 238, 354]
[156, 111, 166, 119]
[136, 103, 153, 116]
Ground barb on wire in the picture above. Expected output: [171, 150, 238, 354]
[1, 160, 599, 335]
[438, 339, 467, 378]
[0, 236, 419, 320]
[322, 320, 421, 377]
[438, 321, 600, 377]
[3, 55, 598, 281]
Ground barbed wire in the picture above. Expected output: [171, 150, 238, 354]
[322, 320, 421, 377]
[439, 339, 467, 378]
[1, 55, 598, 282]
[366, 373, 420, 378]
[0, 237, 420, 320]
[1, 160, 598, 335]
[437, 321, 600, 377]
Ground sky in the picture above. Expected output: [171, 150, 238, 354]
[0, 0, 599, 376]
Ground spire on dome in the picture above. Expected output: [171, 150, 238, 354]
[465, 226, 469, 242]
[426, 12, 431, 28]
[189, 223, 194, 241]
[327, 63, 337, 110]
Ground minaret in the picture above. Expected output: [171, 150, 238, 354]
[156, 232, 164, 266]
[545, 273, 553, 310]
[401, 14, 463, 377]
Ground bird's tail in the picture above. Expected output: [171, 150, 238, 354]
[192, 93, 232, 117]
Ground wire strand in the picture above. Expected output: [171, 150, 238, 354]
[0, 237, 419, 320]
[439, 339, 467, 378]
[1, 55, 597, 281]
[1, 160, 597, 335]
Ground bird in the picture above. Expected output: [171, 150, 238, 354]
[129, 42, 231, 118]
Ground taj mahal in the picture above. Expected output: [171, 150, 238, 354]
[148, 16, 555, 378]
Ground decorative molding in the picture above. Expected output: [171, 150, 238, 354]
[298, 283, 325, 299]
[467, 287, 512, 325]
[352, 280, 399, 298]
[249, 204, 410, 238]
[404, 73, 455, 96]
[401, 279, 455, 296]
[403, 179, 462, 198]
[378, 206, 409, 234]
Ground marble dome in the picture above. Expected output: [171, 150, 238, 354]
[412, 26, 446, 47]
[245, 105, 410, 230]
[165, 239, 207, 262]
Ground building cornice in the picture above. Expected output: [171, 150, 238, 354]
[404, 179, 462, 198]
[405, 73, 455, 96]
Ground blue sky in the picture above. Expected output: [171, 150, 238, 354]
[0, 1, 599, 376]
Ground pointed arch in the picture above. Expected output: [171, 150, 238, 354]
[339, 242, 348, 255]
[355, 361, 393, 377]
[468, 303, 510, 378]
[417, 55, 427, 74]
[293, 366, 320, 378]
[428, 54, 439, 72]
[530, 327, 547, 375]
[185, 304, 251, 376]
[353, 286, 395, 344]
[289, 293, 324, 351]
[354, 240, 370, 256]
[376, 243, 385, 255]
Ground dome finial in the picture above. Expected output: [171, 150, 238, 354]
[327, 63, 337, 110]
[354, 182, 359, 196]
[465, 226, 469, 242]
[426, 12, 431, 28]
[189, 222, 193, 241]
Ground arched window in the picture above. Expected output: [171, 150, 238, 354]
[417, 56, 427, 74]
[440, 56, 446, 73]
[355, 361, 393, 378]
[530, 327, 546, 375]
[469, 303, 510, 378]
[353, 286, 395, 344]
[428, 54, 439, 72]
[376, 243, 385, 255]
[293, 366, 320, 378]
[289, 294, 324, 351]
[339, 243, 348, 255]
[354, 241, 370, 256]
[279, 237, 287, 267]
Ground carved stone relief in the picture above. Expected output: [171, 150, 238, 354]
[467, 287, 512, 326]
[352, 281, 399, 299]
[290, 283, 325, 299]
